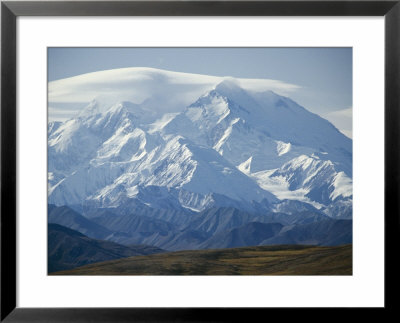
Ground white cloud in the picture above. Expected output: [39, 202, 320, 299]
[48, 106, 80, 122]
[48, 67, 300, 120]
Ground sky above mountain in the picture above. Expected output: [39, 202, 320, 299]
[48, 48, 352, 137]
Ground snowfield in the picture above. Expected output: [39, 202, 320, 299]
[48, 67, 352, 217]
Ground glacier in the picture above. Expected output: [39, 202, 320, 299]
[48, 68, 352, 220]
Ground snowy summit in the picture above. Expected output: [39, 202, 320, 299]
[48, 67, 352, 219]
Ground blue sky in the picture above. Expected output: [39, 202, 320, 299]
[48, 47, 352, 137]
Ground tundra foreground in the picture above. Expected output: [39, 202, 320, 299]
[52, 244, 352, 275]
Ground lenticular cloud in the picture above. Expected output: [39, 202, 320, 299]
[49, 67, 301, 118]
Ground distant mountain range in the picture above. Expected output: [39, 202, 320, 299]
[48, 68, 352, 272]
[49, 204, 352, 253]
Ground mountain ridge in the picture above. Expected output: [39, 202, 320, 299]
[48, 204, 352, 252]
[48, 223, 164, 273]
[48, 70, 352, 223]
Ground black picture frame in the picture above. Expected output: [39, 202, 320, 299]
[1, 0, 399, 321]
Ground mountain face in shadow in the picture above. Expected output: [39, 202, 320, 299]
[48, 205, 352, 254]
[48, 223, 164, 273]
[48, 204, 112, 240]
[199, 222, 284, 249]
[260, 219, 352, 246]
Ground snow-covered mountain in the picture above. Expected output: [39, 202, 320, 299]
[48, 68, 352, 218]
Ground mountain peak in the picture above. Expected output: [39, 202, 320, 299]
[214, 79, 251, 100]
[78, 99, 100, 118]
[215, 79, 243, 92]
[107, 101, 141, 116]
[48, 69, 352, 214]
[79, 100, 156, 127]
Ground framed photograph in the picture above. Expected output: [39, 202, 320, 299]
[1, 0, 399, 321]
